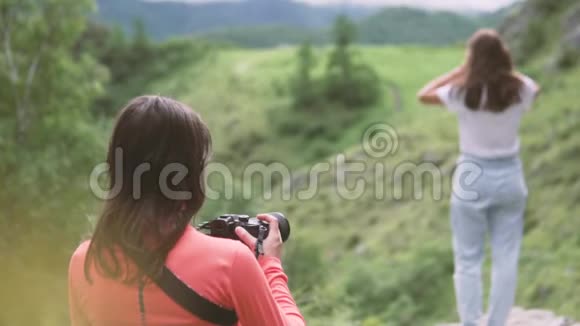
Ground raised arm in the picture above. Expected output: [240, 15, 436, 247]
[515, 72, 541, 98]
[417, 66, 465, 106]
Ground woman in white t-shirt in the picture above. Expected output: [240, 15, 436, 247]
[417, 29, 540, 326]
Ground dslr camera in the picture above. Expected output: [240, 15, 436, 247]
[198, 212, 290, 243]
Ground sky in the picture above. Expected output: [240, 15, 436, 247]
[149, 0, 519, 12]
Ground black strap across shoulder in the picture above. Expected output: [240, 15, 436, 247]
[151, 266, 238, 325]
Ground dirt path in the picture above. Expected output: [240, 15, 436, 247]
[385, 80, 403, 112]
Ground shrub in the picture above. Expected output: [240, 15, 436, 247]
[324, 63, 381, 108]
[289, 16, 382, 111]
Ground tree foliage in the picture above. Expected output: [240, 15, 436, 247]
[291, 41, 318, 108]
[0, 0, 105, 145]
[324, 15, 380, 108]
[0, 0, 108, 229]
[289, 16, 380, 110]
[77, 21, 213, 116]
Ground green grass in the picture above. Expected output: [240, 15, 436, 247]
[148, 46, 463, 164]
[147, 45, 465, 217]
[149, 45, 580, 324]
[3, 42, 579, 325]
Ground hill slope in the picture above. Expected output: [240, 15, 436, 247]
[500, 0, 580, 67]
[200, 7, 507, 47]
[142, 3, 580, 322]
[142, 42, 580, 324]
[3, 1, 579, 325]
[4, 41, 578, 326]
[357, 7, 505, 45]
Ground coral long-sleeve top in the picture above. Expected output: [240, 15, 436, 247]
[68, 226, 305, 326]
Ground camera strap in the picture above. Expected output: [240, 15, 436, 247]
[137, 263, 238, 326]
[254, 225, 267, 258]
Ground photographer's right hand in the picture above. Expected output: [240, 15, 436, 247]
[235, 214, 283, 259]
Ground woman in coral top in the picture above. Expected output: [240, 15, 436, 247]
[68, 96, 305, 326]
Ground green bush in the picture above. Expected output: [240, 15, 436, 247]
[283, 235, 328, 292]
[291, 42, 322, 108]
[519, 21, 546, 64]
[556, 46, 580, 70]
[289, 16, 382, 110]
[79, 22, 214, 115]
[532, 0, 576, 15]
[341, 245, 454, 324]
[324, 63, 381, 108]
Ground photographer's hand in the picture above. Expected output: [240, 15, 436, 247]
[235, 214, 283, 259]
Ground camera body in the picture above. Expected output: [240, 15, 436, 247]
[199, 212, 290, 243]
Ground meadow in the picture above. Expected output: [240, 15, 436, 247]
[161, 45, 580, 325]
[3, 39, 579, 325]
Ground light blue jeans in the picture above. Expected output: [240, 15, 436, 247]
[451, 154, 528, 326]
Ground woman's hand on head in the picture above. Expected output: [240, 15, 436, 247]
[235, 214, 283, 259]
[417, 66, 465, 106]
[453, 65, 467, 76]
[515, 71, 542, 98]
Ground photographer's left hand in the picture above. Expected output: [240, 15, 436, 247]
[235, 213, 283, 259]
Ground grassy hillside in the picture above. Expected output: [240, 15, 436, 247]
[141, 45, 580, 325]
[3, 44, 578, 326]
[500, 0, 580, 67]
[3, 0, 579, 325]
[146, 46, 460, 176]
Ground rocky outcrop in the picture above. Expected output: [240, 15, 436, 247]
[563, 27, 580, 50]
[499, 0, 580, 70]
[546, 2, 580, 70]
[563, 2, 580, 50]
[498, 3, 538, 63]
[438, 307, 579, 326]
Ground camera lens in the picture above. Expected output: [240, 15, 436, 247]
[268, 212, 291, 242]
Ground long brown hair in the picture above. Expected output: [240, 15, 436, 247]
[455, 29, 523, 112]
[84, 96, 212, 284]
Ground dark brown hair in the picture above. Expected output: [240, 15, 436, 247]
[84, 96, 212, 284]
[455, 29, 523, 112]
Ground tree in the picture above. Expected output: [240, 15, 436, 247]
[132, 18, 150, 52]
[0, 0, 101, 144]
[291, 41, 318, 108]
[324, 15, 380, 108]
[327, 15, 356, 84]
[288, 16, 381, 110]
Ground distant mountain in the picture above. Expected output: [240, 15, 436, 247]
[196, 7, 509, 48]
[95, 0, 375, 40]
[95, 0, 510, 46]
[356, 7, 506, 45]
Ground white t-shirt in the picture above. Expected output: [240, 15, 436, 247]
[436, 75, 537, 159]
